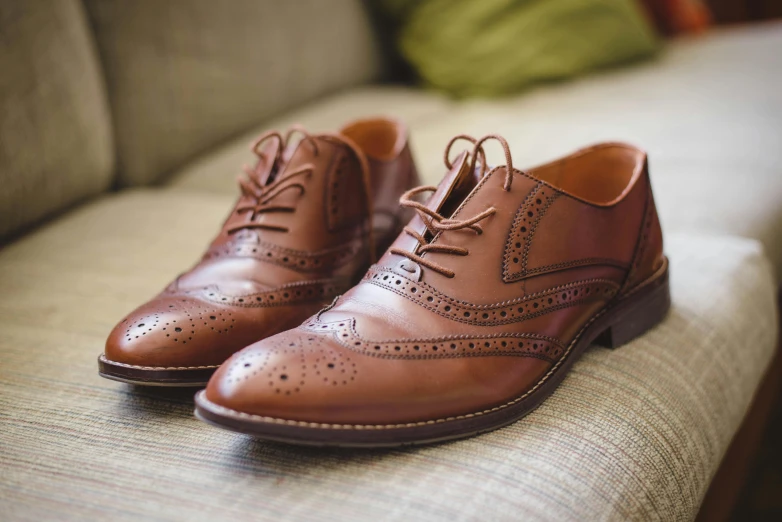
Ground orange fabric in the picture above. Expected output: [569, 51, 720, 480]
[637, 0, 712, 35]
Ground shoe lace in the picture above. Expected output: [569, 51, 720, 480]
[226, 127, 319, 234]
[389, 134, 515, 278]
[225, 126, 377, 261]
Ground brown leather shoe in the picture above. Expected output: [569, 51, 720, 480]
[195, 135, 669, 445]
[99, 118, 420, 386]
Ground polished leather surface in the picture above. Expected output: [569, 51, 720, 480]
[104, 118, 420, 369]
[204, 136, 665, 424]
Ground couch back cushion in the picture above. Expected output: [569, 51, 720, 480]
[0, 0, 114, 240]
[84, 0, 385, 187]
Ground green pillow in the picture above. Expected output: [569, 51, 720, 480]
[382, 0, 660, 97]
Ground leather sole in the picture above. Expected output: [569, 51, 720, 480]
[194, 258, 671, 447]
[97, 354, 217, 387]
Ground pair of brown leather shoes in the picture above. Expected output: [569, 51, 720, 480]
[101, 119, 669, 447]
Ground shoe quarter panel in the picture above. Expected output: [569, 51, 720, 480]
[507, 181, 645, 283]
[272, 141, 367, 253]
[415, 169, 541, 305]
[348, 165, 651, 349]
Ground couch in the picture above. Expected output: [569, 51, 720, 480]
[1, 1, 780, 520]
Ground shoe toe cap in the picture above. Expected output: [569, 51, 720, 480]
[204, 328, 365, 420]
[204, 321, 556, 426]
[104, 296, 260, 368]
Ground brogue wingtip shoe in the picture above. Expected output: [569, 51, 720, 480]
[100, 118, 421, 386]
[196, 135, 670, 444]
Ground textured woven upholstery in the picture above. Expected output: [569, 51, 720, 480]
[0, 188, 777, 520]
[1, 7, 780, 520]
[83, 0, 384, 187]
[0, 0, 113, 240]
[408, 23, 782, 281]
[166, 24, 782, 280]
[168, 86, 450, 193]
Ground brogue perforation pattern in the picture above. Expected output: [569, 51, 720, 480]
[222, 332, 359, 392]
[181, 279, 351, 308]
[503, 182, 560, 281]
[302, 319, 565, 362]
[327, 153, 348, 228]
[623, 187, 655, 293]
[326, 152, 367, 232]
[362, 266, 619, 325]
[121, 300, 237, 347]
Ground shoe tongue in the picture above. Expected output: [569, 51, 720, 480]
[280, 138, 318, 175]
[425, 151, 479, 217]
[385, 151, 476, 259]
[246, 138, 282, 186]
[252, 132, 338, 186]
[281, 134, 364, 177]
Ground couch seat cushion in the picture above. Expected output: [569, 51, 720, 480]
[167, 24, 782, 279]
[167, 86, 451, 193]
[0, 189, 777, 520]
[414, 23, 782, 281]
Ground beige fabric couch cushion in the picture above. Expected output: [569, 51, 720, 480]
[0, 0, 113, 240]
[0, 189, 777, 520]
[168, 86, 451, 192]
[410, 23, 782, 280]
[84, 0, 384, 187]
[167, 24, 782, 280]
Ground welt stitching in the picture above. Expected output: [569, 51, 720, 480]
[100, 355, 219, 371]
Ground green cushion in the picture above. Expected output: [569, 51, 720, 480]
[385, 0, 660, 97]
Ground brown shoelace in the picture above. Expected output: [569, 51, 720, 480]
[227, 127, 377, 260]
[390, 134, 515, 278]
[227, 130, 316, 234]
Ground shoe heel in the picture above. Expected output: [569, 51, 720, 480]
[594, 268, 670, 349]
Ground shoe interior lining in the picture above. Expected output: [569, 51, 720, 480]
[528, 145, 645, 205]
[440, 159, 482, 220]
[340, 118, 405, 161]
